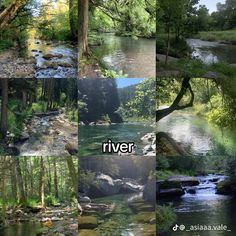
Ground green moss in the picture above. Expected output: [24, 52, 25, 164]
[78, 229, 101, 236]
[78, 216, 98, 229]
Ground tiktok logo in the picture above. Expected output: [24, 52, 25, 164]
[173, 224, 186, 231]
[173, 224, 179, 231]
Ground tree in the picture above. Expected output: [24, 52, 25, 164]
[39, 156, 45, 207]
[0, 0, 27, 29]
[78, 0, 89, 57]
[69, 0, 77, 39]
[156, 77, 194, 121]
[0, 78, 8, 138]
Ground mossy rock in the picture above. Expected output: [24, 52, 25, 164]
[78, 229, 101, 236]
[129, 201, 154, 213]
[78, 216, 98, 229]
[132, 212, 156, 224]
[99, 220, 120, 230]
[216, 180, 236, 195]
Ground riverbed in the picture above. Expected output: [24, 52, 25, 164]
[187, 39, 236, 64]
[92, 34, 156, 78]
[27, 39, 77, 78]
[86, 193, 155, 236]
[157, 110, 236, 156]
[163, 174, 236, 236]
[78, 123, 154, 156]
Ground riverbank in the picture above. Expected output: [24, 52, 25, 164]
[0, 205, 77, 236]
[0, 49, 35, 78]
[193, 30, 236, 44]
[0, 38, 77, 78]
[5, 110, 78, 156]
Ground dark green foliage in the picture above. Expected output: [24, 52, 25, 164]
[78, 78, 122, 123]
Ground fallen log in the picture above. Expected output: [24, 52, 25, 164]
[34, 111, 59, 117]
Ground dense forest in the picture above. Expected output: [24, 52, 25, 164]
[0, 78, 77, 156]
[78, 78, 156, 125]
[0, 156, 78, 236]
[0, 0, 78, 78]
[78, 0, 156, 78]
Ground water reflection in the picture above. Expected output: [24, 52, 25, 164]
[92, 34, 156, 78]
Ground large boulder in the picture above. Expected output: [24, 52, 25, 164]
[167, 176, 200, 186]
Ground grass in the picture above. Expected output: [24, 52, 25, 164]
[0, 39, 14, 52]
[194, 30, 236, 44]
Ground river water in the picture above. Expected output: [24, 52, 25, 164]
[157, 110, 236, 156]
[187, 39, 236, 64]
[93, 193, 155, 236]
[0, 221, 41, 236]
[162, 174, 236, 236]
[78, 123, 154, 156]
[92, 34, 156, 78]
[27, 39, 77, 78]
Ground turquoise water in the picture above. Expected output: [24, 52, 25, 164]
[78, 123, 154, 156]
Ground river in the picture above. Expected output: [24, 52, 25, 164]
[157, 110, 236, 156]
[78, 123, 154, 156]
[92, 193, 155, 236]
[161, 174, 236, 236]
[187, 39, 236, 64]
[0, 221, 41, 236]
[27, 39, 77, 78]
[92, 33, 156, 78]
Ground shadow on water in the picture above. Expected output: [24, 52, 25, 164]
[0, 221, 41, 236]
[92, 33, 156, 78]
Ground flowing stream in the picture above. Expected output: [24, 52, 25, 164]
[92, 193, 155, 236]
[164, 174, 236, 236]
[187, 39, 236, 64]
[157, 110, 236, 156]
[92, 33, 156, 78]
[26, 39, 77, 78]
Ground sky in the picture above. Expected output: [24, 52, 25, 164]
[116, 78, 145, 88]
[198, 0, 226, 13]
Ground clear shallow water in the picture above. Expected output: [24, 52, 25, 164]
[187, 39, 236, 64]
[94, 193, 155, 236]
[163, 175, 236, 236]
[0, 221, 41, 236]
[78, 123, 154, 156]
[92, 34, 156, 78]
[157, 111, 236, 156]
[27, 39, 77, 78]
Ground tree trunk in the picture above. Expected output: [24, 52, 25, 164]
[39, 157, 45, 207]
[66, 157, 77, 196]
[78, 0, 89, 58]
[53, 158, 59, 198]
[0, 78, 8, 138]
[156, 77, 194, 121]
[14, 157, 26, 206]
[69, 0, 77, 39]
[11, 162, 18, 204]
[165, 25, 170, 65]
[0, 0, 26, 29]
